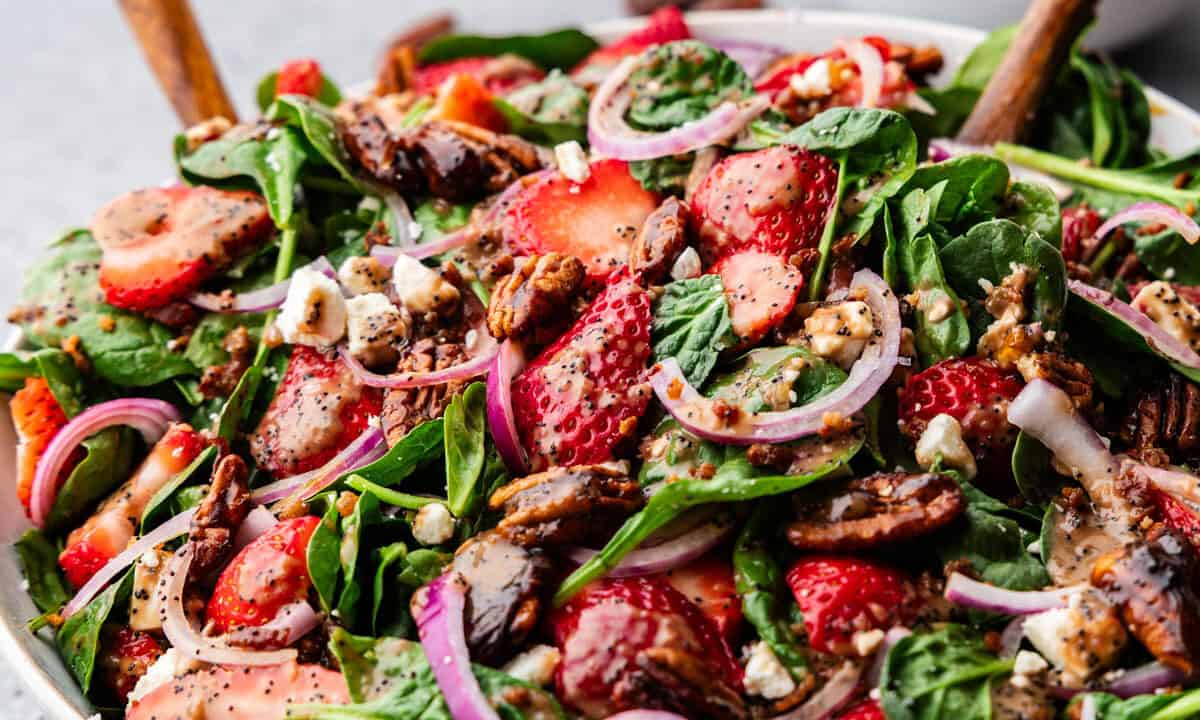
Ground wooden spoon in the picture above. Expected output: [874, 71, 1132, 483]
[118, 0, 238, 126]
[956, 0, 1098, 145]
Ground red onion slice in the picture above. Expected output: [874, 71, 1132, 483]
[188, 256, 336, 313]
[1079, 695, 1098, 720]
[842, 40, 884, 108]
[566, 517, 730, 577]
[588, 52, 771, 161]
[699, 36, 786, 78]
[1095, 201, 1200, 246]
[30, 398, 182, 528]
[927, 138, 1075, 202]
[415, 572, 501, 720]
[233, 505, 279, 550]
[998, 616, 1026, 658]
[1053, 661, 1188, 701]
[650, 270, 899, 445]
[486, 340, 529, 475]
[382, 190, 417, 248]
[770, 661, 863, 720]
[223, 601, 321, 649]
[1068, 279, 1200, 370]
[370, 228, 473, 267]
[158, 544, 298, 666]
[62, 508, 195, 618]
[250, 425, 388, 504]
[340, 341, 496, 389]
[944, 573, 1084, 615]
[865, 626, 910, 689]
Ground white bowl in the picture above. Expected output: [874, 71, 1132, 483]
[4, 9, 1200, 719]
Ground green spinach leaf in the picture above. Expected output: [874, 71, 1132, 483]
[935, 481, 1049, 591]
[880, 624, 1013, 720]
[140, 445, 218, 532]
[1011, 431, 1058, 506]
[44, 427, 137, 534]
[370, 544, 449, 637]
[734, 504, 807, 680]
[1004, 181, 1062, 248]
[0, 353, 36, 392]
[336, 492, 382, 627]
[1079, 687, 1200, 720]
[497, 70, 588, 145]
[652, 275, 734, 386]
[14, 530, 69, 614]
[626, 41, 752, 131]
[343, 419, 445, 488]
[444, 383, 487, 517]
[308, 500, 343, 614]
[629, 154, 694, 195]
[419, 29, 598, 71]
[57, 570, 133, 695]
[266, 95, 360, 185]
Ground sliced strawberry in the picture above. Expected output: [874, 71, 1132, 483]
[551, 575, 740, 718]
[1061, 204, 1102, 264]
[786, 555, 920, 656]
[425, 72, 509, 132]
[414, 56, 544, 96]
[93, 186, 272, 311]
[897, 358, 1025, 455]
[206, 516, 320, 635]
[503, 159, 660, 282]
[572, 6, 691, 80]
[755, 38, 915, 111]
[690, 145, 839, 265]
[755, 54, 820, 93]
[60, 424, 207, 588]
[510, 272, 653, 471]
[712, 250, 804, 344]
[1150, 487, 1200, 550]
[127, 661, 349, 720]
[664, 553, 743, 644]
[276, 58, 323, 98]
[838, 698, 886, 720]
[11, 377, 80, 514]
[98, 626, 162, 703]
[250, 346, 383, 478]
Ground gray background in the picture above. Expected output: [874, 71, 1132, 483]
[0, 1, 1197, 715]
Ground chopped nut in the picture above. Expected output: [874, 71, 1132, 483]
[629, 197, 690, 286]
[489, 464, 644, 547]
[487, 253, 585, 340]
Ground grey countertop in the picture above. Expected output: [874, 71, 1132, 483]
[0, 1, 1198, 716]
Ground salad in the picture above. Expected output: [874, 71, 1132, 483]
[8, 6, 1200, 719]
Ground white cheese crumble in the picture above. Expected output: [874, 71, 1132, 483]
[914, 413, 977, 480]
[501, 644, 562, 687]
[338, 255, 391, 296]
[412, 502, 456, 546]
[391, 255, 460, 316]
[277, 267, 347, 347]
[803, 300, 875, 369]
[742, 641, 796, 699]
[345, 293, 408, 368]
[1132, 281, 1200, 353]
[788, 58, 832, 99]
[554, 140, 591, 184]
[670, 247, 702, 280]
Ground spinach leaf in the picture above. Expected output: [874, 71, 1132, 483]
[626, 41, 752, 131]
[14, 530, 69, 614]
[1079, 688, 1200, 720]
[1012, 431, 1058, 506]
[308, 500, 343, 614]
[57, 569, 133, 695]
[935, 481, 1049, 591]
[298, 630, 567, 719]
[336, 491, 382, 626]
[1134, 226, 1200, 285]
[140, 445, 218, 532]
[343, 419, 445, 488]
[419, 29, 598, 71]
[629, 154, 694, 195]
[16, 230, 197, 386]
[880, 624, 1014, 720]
[184, 312, 265, 370]
[497, 70, 588, 146]
[0, 353, 36, 392]
[266, 95, 359, 185]
[652, 275, 734, 386]
[1004, 181, 1062, 248]
[411, 200, 471, 241]
[32, 349, 87, 417]
[900, 231, 971, 366]
[370, 544, 449, 637]
[734, 504, 807, 680]
[902, 155, 1010, 233]
[255, 70, 343, 113]
[444, 383, 487, 517]
[44, 427, 137, 533]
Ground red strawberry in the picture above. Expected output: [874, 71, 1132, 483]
[897, 358, 1025, 454]
[98, 626, 163, 702]
[250, 346, 383, 478]
[61, 424, 208, 588]
[1061, 204, 1102, 263]
[572, 6, 691, 80]
[206, 516, 321, 635]
[276, 58, 323, 98]
[11, 377, 80, 514]
[510, 272, 653, 471]
[786, 555, 919, 656]
[414, 56, 544, 96]
[755, 38, 913, 109]
[93, 186, 272, 311]
[838, 698, 886, 720]
[1150, 487, 1200, 549]
[551, 575, 740, 718]
[503, 159, 661, 283]
[127, 661, 349, 720]
[664, 554, 743, 643]
[755, 54, 820, 93]
[712, 250, 804, 344]
[691, 145, 839, 265]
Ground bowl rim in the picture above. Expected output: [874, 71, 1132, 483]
[5, 8, 1200, 719]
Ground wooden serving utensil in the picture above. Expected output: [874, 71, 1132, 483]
[118, 0, 238, 126]
[957, 0, 1098, 145]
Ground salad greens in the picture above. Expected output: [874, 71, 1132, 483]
[880, 625, 1014, 720]
[651, 274, 735, 386]
[418, 29, 598, 70]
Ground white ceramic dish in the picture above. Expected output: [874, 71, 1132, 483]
[2, 9, 1199, 719]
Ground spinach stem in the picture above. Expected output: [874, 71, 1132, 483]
[1087, 237, 1119, 276]
[345, 475, 438, 510]
[1150, 689, 1200, 720]
[809, 157, 849, 301]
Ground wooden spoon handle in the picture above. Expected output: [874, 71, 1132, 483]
[956, 0, 1097, 145]
[118, 0, 238, 126]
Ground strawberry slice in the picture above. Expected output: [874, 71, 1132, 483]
[664, 554, 743, 644]
[838, 699, 885, 720]
[425, 72, 509, 132]
[11, 377, 80, 514]
[206, 516, 320, 635]
[98, 626, 163, 703]
[414, 56, 545, 96]
[93, 186, 272, 311]
[712, 250, 804, 344]
[897, 358, 1025, 456]
[503, 159, 660, 283]
[786, 555, 920, 656]
[691, 145, 839, 265]
[276, 58, 323, 98]
[572, 6, 691, 80]
[1061, 204, 1102, 264]
[60, 424, 208, 588]
[250, 346, 383, 478]
[1150, 487, 1200, 550]
[127, 661, 349, 720]
[551, 575, 741, 718]
[510, 272, 653, 471]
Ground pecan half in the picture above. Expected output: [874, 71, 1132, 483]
[1122, 373, 1200, 465]
[489, 464, 644, 546]
[381, 338, 475, 445]
[199, 325, 255, 399]
[188, 455, 251, 580]
[786, 471, 965, 551]
[629, 197, 690, 285]
[1016, 351, 1093, 410]
[487, 253, 585, 341]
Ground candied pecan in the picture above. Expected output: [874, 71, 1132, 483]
[487, 253, 585, 341]
[488, 464, 644, 547]
[629, 197, 690, 285]
[199, 325, 255, 399]
[1121, 373, 1200, 464]
[889, 43, 944, 80]
[381, 339, 474, 445]
[1092, 530, 1200, 675]
[145, 301, 201, 330]
[1016, 352, 1093, 410]
[747, 427, 866, 476]
[786, 471, 965, 551]
[336, 97, 425, 195]
[188, 455, 252, 580]
[614, 646, 748, 720]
